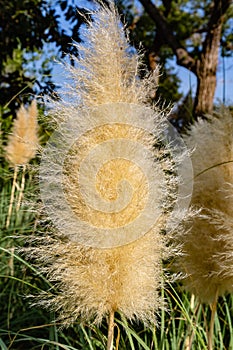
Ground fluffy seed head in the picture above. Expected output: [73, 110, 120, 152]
[33, 3, 183, 326]
[174, 108, 233, 303]
[5, 100, 39, 166]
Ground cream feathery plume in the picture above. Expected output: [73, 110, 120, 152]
[31, 3, 183, 348]
[174, 107, 233, 304]
[5, 100, 38, 166]
[5, 100, 39, 228]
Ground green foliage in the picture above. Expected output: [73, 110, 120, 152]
[0, 0, 88, 118]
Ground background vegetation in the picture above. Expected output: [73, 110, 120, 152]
[0, 0, 232, 349]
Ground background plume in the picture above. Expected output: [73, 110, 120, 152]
[5, 100, 38, 166]
[174, 107, 233, 304]
[5, 100, 39, 228]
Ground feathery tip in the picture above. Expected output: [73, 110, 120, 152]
[5, 100, 39, 166]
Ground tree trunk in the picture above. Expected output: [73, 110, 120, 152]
[193, 11, 224, 118]
[194, 56, 218, 118]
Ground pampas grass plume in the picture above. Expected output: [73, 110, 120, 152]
[5, 100, 38, 166]
[174, 107, 233, 304]
[5, 100, 39, 228]
[29, 4, 179, 348]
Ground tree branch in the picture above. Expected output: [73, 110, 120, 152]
[202, 0, 231, 56]
[139, 0, 197, 73]
[161, 0, 172, 16]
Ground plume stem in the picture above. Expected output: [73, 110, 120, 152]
[207, 288, 218, 350]
[107, 309, 115, 350]
[16, 164, 26, 211]
[6, 166, 18, 228]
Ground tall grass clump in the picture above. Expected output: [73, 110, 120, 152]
[24, 3, 183, 349]
[173, 107, 233, 349]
